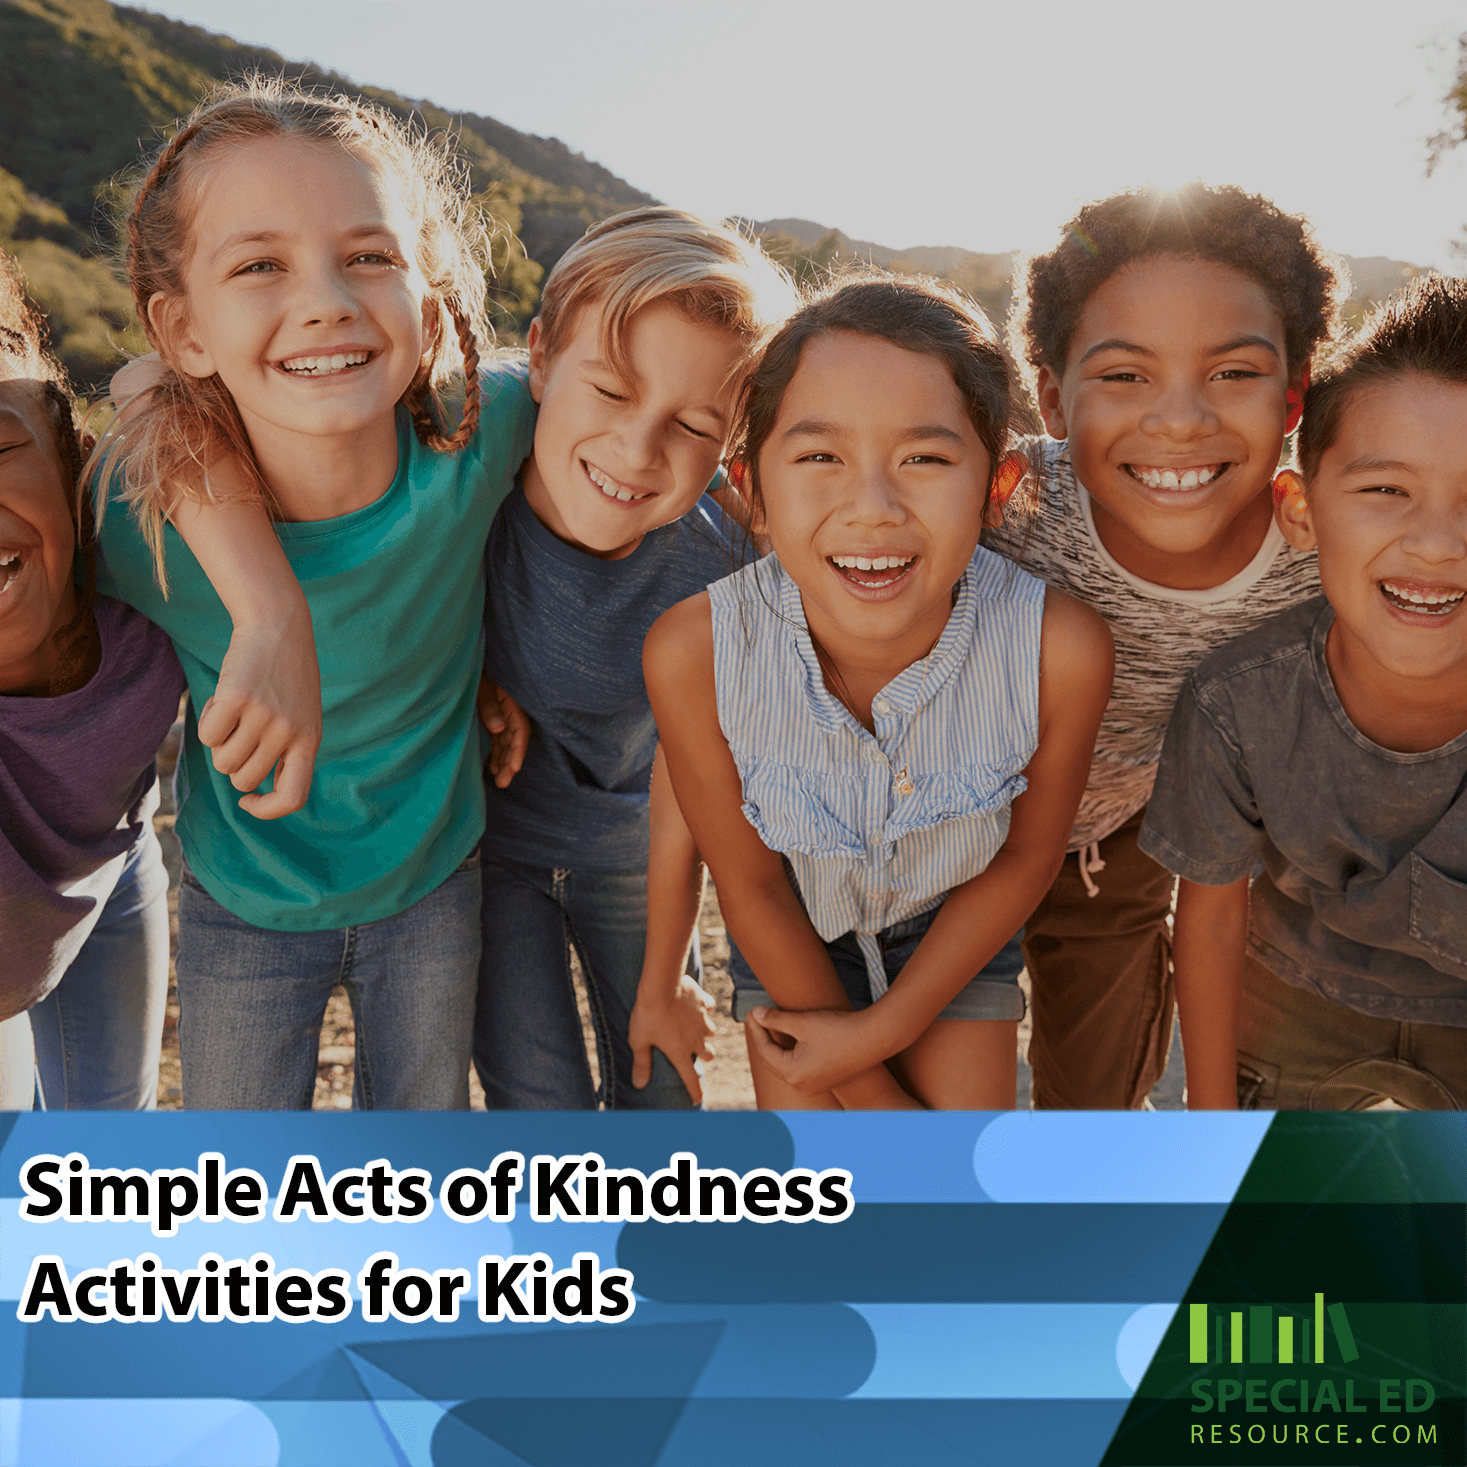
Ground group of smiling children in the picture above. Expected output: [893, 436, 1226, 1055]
[1, 79, 1462, 1114]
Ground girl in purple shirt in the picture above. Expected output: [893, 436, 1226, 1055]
[0, 257, 184, 1108]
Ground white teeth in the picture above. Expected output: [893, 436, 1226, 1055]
[1382, 582, 1465, 609]
[584, 463, 650, 502]
[1131, 464, 1220, 491]
[831, 554, 914, 571]
[281, 351, 370, 376]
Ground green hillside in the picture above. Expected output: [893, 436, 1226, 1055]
[0, 0, 656, 387]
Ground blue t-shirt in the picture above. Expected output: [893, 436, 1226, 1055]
[95, 362, 536, 931]
[482, 482, 738, 868]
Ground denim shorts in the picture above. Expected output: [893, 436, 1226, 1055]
[729, 905, 1025, 1023]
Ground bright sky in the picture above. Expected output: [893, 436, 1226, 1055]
[142, 0, 1467, 269]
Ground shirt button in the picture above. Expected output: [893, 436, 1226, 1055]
[874, 699, 890, 714]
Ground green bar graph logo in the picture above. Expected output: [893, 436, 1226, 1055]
[1188, 1295, 1360, 1366]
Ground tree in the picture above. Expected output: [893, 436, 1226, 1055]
[1426, 34, 1467, 265]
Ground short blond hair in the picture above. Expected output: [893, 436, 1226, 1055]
[537, 207, 797, 386]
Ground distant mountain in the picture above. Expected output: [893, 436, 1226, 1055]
[1340, 255, 1423, 306]
[750, 218, 1016, 324]
[752, 216, 1423, 336]
[757, 217, 1015, 279]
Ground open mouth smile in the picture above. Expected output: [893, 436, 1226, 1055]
[1379, 580, 1466, 617]
[828, 553, 917, 589]
[583, 461, 653, 504]
[277, 350, 373, 378]
[0, 549, 24, 596]
[1124, 463, 1228, 491]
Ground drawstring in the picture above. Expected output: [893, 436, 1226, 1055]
[1077, 841, 1106, 898]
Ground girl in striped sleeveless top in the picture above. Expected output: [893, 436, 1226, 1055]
[644, 275, 1114, 1108]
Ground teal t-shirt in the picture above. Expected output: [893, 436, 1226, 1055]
[94, 361, 536, 931]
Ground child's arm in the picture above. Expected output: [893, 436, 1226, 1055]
[169, 495, 320, 819]
[112, 359, 320, 819]
[1171, 876, 1248, 1109]
[745, 590, 1114, 1097]
[627, 746, 716, 1104]
[644, 594, 916, 1110]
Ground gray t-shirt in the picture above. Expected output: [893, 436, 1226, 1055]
[0, 596, 184, 1017]
[482, 483, 738, 869]
[1139, 598, 1467, 1027]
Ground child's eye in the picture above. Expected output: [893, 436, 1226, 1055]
[1097, 370, 1144, 383]
[1212, 369, 1262, 381]
[593, 384, 627, 403]
[676, 419, 714, 441]
[1357, 484, 1407, 496]
[904, 453, 950, 466]
[233, 260, 279, 276]
[350, 251, 399, 268]
[796, 451, 839, 464]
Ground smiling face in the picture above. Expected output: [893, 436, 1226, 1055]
[521, 298, 745, 560]
[1279, 374, 1467, 723]
[0, 374, 79, 695]
[158, 135, 429, 474]
[1038, 256, 1298, 589]
[755, 330, 991, 668]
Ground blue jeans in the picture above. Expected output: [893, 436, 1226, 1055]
[731, 910, 1026, 1022]
[475, 854, 697, 1110]
[30, 825, 170, 1110]
[176, 851, 481, 1110]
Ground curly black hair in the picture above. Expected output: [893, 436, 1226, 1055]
[1010, 183, 1348, 392]
[1298, 272, 1467, 480]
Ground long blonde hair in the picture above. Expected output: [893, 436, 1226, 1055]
[92, 76, 492, 587]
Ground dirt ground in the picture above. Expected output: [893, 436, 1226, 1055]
[151, 727, 1183, 1112]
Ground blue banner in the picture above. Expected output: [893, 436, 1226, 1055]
[1, 1112, 1460, 1466]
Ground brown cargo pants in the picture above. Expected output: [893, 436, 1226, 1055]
[1022, 809, 1177, 1109]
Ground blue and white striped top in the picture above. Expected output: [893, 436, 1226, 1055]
[708, 546, 1046, 998]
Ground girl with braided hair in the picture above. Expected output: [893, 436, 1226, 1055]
[0, 255, 185, 1109]
[91, 79, 536, 1109]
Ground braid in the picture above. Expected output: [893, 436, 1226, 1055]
[125, 117, 207, 344]
[405, 295, 482, 452]
[41, 382, 99, 694]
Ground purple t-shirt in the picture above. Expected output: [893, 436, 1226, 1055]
[0, 596, 184, 1017]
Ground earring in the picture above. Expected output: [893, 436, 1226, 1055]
[1271, 470, 1306, 508]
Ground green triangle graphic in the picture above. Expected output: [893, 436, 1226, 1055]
[1101, 1115, 1466, 1465]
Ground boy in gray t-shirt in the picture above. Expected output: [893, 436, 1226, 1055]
[1140, 275, 1467, 1110]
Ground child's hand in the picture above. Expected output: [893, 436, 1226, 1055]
[745, 1005, 885, 1097]
[629, 974, 716, 1105]
[110, 354, 166, 409]
[477, 677, 531, 789]
[200, 601, 321, 819]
